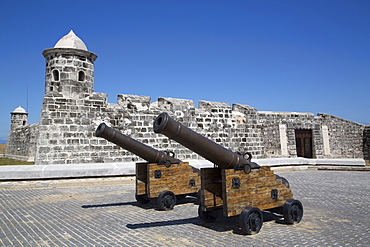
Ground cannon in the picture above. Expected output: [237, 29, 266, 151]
[153, 112, 260, 173]
[95, 123, 200, 210]
[153, 113, 303, 234]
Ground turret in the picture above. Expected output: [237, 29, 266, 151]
[42, 30, 97, 98]
[10, 106, 28, 131]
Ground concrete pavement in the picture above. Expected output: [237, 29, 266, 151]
[0, 170, 369, 246]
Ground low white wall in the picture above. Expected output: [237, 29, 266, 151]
[0, 158, 365, 180]
[254, 157, 366, 166]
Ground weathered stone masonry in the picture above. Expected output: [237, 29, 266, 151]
[6, 31, 370, 164]
[5, 107, 39, 162]
[363, 126, 370, 160]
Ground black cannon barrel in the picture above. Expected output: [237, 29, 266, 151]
[153, 112, 260, 170]
[95, 123, 181, 164]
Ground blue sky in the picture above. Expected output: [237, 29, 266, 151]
[1, 0, 369, 142]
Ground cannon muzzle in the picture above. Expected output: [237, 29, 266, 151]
[95, 123, 181, 164]
[153, 112, 260, 171]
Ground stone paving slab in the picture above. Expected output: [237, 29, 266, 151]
[0, 171, 369, 246]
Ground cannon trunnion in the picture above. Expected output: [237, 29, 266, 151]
[153, 113, 303, 234]
[95, 123, 200, 210]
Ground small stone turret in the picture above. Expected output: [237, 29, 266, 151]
[10, 106, 28, 131]
[6, 106, 37, 162]
[42, 30, 97, 99]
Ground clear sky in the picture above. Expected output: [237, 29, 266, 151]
[1, 0, 369, 143]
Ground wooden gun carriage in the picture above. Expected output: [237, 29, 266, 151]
[153, 113, 303, 234]
[95, 123, 200, 210]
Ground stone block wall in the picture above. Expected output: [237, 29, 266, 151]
[256, 111, 320, 158]
[5, 124, 39, 162]
[317, 113, 365, 158]
[7, 88, 369, 165]
[35, 93, 261, 165]
[363, 126, 370, 160]
[31, 89, 368, 165]
[35, 91, 108, 164]
[231, 104, 264, 158]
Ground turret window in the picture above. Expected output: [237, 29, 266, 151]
[78, 71, 85, 81]
[52, 70, 60, 81]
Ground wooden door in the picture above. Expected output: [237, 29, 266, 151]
[295, 129, 313, 158]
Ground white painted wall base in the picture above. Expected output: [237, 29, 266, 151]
[0, 158, 365, 180]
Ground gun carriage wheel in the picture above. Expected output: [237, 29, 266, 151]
[283, 199, 303, 224]
[157, 191, 177, 211]
[239, 207, 263, 235]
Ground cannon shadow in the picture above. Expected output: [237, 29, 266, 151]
[81, 196, 198, 210]
[125, 211, 284, 235]
[81, 202, 136, 208]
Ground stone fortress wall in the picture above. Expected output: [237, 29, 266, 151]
[34, 95, 368, 165]
[364, 126, 370, 160]
[5, 107, 39, 162]
[5, 31, 370, 165]
[5, 123, 38, 162]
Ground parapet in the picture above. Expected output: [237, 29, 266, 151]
[317, 113, 365, 126]
[157, 97, 195, 111]
[118, 94, 151, 111]
[258, 111, 314, 116]
[232, 103, 258, 114]
[87, 92, 108, 101]
[199, 100, 230, 110]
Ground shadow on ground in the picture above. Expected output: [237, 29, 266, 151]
[81, 196, 198, 210]
[125, 211, 286, 235]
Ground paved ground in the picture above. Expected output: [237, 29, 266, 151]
[0, 170, 369, 246]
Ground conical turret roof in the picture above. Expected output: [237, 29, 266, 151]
[54, 30, 88, 51]
[12, 106, 27, 114]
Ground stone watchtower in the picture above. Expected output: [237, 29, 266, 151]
[42, 30, 97, 98]
[10, 106, 28, 131]
[35, 31, 103, 165]
[6, 106, 37, 162]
